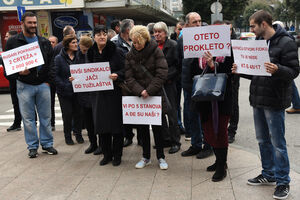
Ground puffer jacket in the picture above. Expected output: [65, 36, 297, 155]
[125, 39, 168, 96]
[249, 24, 299, 109]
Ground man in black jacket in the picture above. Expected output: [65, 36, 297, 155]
[5, 12, 58, 158]
[233, 10, 299, 200]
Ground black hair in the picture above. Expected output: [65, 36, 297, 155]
[21, 12, 36, 22]
[93, 25, 108, 36]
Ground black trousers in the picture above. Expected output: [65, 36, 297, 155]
[100, 133, 123, 159]
[50, 84, 56, 127]
[83, 107, 97, 146]
[58, 94, 83, 138]
[9, 79, 22, 126]
[228, 75, 240, 136]
[162, 82, 181, 146]
[138, 125, 165, 160]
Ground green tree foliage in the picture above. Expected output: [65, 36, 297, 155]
[242, 1, 273, 27]
[287, 0, 300, 20]
[182, 0, 249, 24]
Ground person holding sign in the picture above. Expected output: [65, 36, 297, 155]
[54, 34, 85, 145]
[87, 25, 125, 167]
[232, 10, 299, 199]
[125, 25, 169, 170]
[4, 12, 57, 158]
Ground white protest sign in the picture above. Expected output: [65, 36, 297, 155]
[122, 96, 162, 125]
[70, 62, 114, 92]
[182, 25, 231, 58]
[2, 41, 44, 76]
[231, 40, 271, 76]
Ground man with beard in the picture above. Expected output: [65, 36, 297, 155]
[5, 12, 58, 158]
[233, 10, 299, 199]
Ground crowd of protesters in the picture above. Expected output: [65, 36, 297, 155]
[1, 9, 299, 200]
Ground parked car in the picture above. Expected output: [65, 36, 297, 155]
[239, 32, 256, 40]
[287, 31, 300, 47]
[0, 52, 10, 91]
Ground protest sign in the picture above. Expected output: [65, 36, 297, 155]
[231, 40, 271, 76]
[183, 25, 231, 58]
[122, 96, 162, 125]
[70, 62, 114, 92]
[2, 41, 44, 76]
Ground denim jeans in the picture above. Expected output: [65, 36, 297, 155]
[291, 81, 300, 109]
[183, 89, 203, 149]
[176, 79, 184, 129]
[17, 81, 53, 150]
[253, 107, 290, 185]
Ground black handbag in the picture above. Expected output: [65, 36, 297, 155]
[191, 64, 227, 102]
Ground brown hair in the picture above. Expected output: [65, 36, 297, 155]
[63, 34, 77, 49]
[21, 12, 37, 22]
[79, 36, 93, 48]
[249, 10, 272, 27]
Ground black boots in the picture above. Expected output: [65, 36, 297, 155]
[209, 148, 228, 182]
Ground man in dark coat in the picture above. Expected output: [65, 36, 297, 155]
[178, 12, 213, 159]
[111, 19, 137, 147]
[233, 10, 299, 200]
[4, 12, 57, 158]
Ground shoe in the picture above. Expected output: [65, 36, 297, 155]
[168, 145, 180, 154]
[85, 145, 98, 154]
[247, 174, 276, 186]
[196, 148, 213, 159]
[135, 158, 151, 169]
[228, 135, 235, 143]
[286, 108, 300, 114]
[75, 135, 84, 144]
[99, 157, 112, 166]
[123, 138, 133, 147]
[7, 124, 21, 132]
[51, 126, 55, 131]
[93, 147, 103, 155]
[181, 146, 200, 157]
[112, 157, 122, 166]
[158, 158, 168, 170]
[42, 147, 58, 155]
[28, 149, 38, 158]
[212, 164, 227, 182]
[180, 127, 186, 135]
[207, 163, 228, 172]
[65, 137, 74, 145]
[273, 185, 289, 199]
[185, 136, 191, 141]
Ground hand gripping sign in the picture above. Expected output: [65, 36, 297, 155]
[2, 41, 44, 76]
[70, 62, 114, 92]
[122, 96, 162, 126]
[231, 40, 271, 76]
[183, 25, 231, 58]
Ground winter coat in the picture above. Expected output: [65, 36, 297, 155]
[125, 40, 168, 97]
[249, 24, 299, 110]
[87, 41, 125, 134]
[4, 32, 53, 85]
[75, 50, 92, 108]
[191, 56, 233, 122]
[162, 38, 179, 82]
[54, 48, 77, 97]
[111, 34, 131, 55]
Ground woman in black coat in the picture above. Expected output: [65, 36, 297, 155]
[87, 25, 125, 166]
[54, 34, 84, 145]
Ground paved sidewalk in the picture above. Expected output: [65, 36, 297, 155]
[0, 128, 299, 200]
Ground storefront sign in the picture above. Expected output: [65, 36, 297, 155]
[70, 62, 114, 92]
[37, 11, 50, 38]
[0, 0, 84, 11]
[122, 96, 162, 125]
[2, 42, 44, 75]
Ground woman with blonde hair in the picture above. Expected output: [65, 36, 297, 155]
[125, 25, 169, 170]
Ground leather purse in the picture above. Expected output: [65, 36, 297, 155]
[191, 64, 227, 102]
